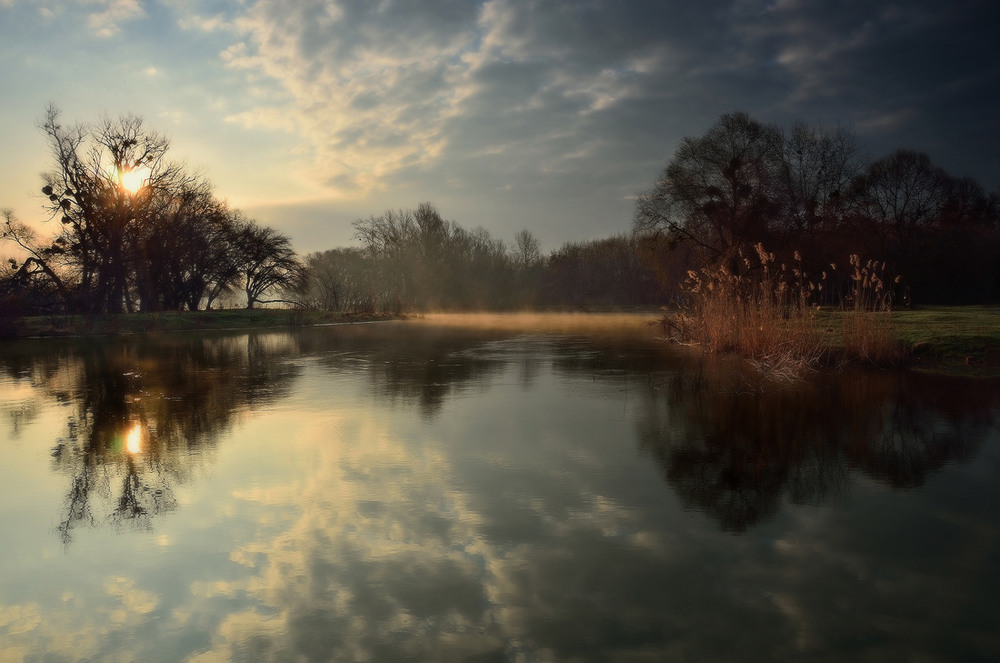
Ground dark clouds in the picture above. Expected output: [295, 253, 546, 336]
[231, 0, 1000, 246]
[1, 0, 997, 250]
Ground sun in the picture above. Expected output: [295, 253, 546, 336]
[118, 166, 151, 193]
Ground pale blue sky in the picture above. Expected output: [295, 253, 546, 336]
[2, 0, 998, 253]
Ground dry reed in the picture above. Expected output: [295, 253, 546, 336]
[666, 244, 823, 379]
[838, 255, 905, 365]
[663, 244, 904, 377]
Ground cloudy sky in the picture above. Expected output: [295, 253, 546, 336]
[1, 0, 998, 252]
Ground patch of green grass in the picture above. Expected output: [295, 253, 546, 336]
[891, 306, 1000, 375]
[814, 305, 1000, 376]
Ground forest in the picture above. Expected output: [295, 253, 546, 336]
[2, 109, 998, 317]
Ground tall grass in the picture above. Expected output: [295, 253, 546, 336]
[663, 244, 903, 377]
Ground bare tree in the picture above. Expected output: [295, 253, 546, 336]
[845, 150, 951, 257]
[1, 208, 72, 307]
[782, 121, 864, 233]
[512, 229, 541, 270]
[634, 112, 786, 259]
[137, 183, 241, 310]
[38, 105, 188, 313]
[230, 217, 306, 309]
[2, 107, 311, 313]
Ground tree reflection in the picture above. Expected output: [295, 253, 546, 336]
[3, 324, 997, 543]
[635, 363, 999, 531]
[0, 333, 301, 545]
[295, 324, 511, 417]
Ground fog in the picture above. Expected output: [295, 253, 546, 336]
[412, 311, 663, 336]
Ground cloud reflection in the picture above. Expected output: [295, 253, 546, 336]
[0, 322, 998, 661]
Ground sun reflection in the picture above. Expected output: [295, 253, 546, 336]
[125, 423, 143, 454]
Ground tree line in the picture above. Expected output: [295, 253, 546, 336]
[4, 108, 998, 317]
[297, 204, 666, 313]
[1, 106, 305, 316]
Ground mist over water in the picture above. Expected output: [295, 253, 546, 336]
[414, 311, 664, 332]
[0, 318, 997, 661]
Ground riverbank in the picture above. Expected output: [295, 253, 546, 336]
[2, 306, 998, 378]
[0, 309, 397, 338]
[659, 304, 1000, 379]
[780, 305, 1000, 378]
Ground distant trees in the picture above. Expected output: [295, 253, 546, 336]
[845, 150, 952, 258]
[542, 235, 664, 308]
[302, 248, 376, 313]
[1, 106, 304, 314]
[843, 150, 999, 302]
[297, 206, 664, 313]
[345, 203, 517, 311]
[635, 112, 1000, 304]
[11, 107, 993, 316]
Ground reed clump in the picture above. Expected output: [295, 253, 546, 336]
[838, 255, 906, 365]
[665, 244, 823, 379]
[662, 244, 904, 377]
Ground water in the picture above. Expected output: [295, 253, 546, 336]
[1, 317, 998, 662]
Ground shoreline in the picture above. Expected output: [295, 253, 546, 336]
[2, 307, 998, 378]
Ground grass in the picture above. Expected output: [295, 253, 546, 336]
[0, 308, 395, 338]
[888, 306, 1000, 376]
[810, 306, 1000, 377]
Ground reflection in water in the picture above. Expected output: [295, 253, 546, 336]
[0, 319, 998, 661]
[1, 333, 301, 544]
[296, 323, 514, 416]
[125, 423, 143, 455]
[633, 362, 997, 531]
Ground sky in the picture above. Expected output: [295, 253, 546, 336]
[1, 0, 998, 254]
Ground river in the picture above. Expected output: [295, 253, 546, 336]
[0, 315, 998, 661]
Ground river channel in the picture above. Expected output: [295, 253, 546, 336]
[1, 315, 997, 661]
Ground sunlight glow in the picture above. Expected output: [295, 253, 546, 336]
[118, 167, 151, 194]
[126, 423, 143, 454]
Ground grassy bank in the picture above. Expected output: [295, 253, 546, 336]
[884, 306, 1000, 376]
[659, 245, 1000, 378]
[728, 305, 1000, 378]
[0, 309, 395, 338]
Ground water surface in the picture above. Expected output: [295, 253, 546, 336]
[1, 317, 998, 661]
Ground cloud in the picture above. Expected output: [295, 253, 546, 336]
[211, 0, 710, 201]
[92, 0, 993, 245]
[84, 0, 145, 37]
[856, 107, 917, 133]
[212, 0, 479, 197]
